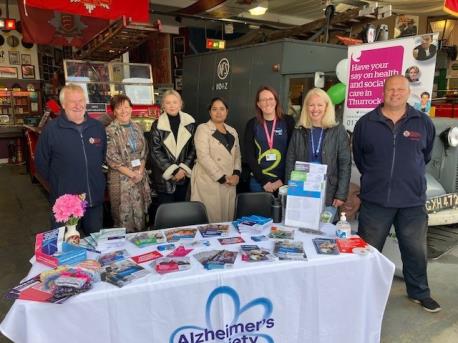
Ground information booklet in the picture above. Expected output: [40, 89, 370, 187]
[336, 236, 368, 253]
[6, 260, 99, 303]
[152, 257, 192, 274]
[130, 251, 163, 264]
[165, 228, 198, 242]
[91, 228, 126, 250]
[98, 249, 130, 267]
[127, 231, 166, 248]
[167, 245, 193, 257]
[273, 240, 307, 260]
[233, 215, 273, 234]
[298, 227, 324, 235]
[312, 238, 340, 255]
[268, 226, 295, 240]
[218, 236, 245, 245]
[101, 259, 149, 287]
[251, 235, 269, 242]
[240, 245, 275, 262]
[194, 250, 238, 270]
[5, 275, 69, 304]
[198, 224, 230, 237]
[182, 239, 211, 248]
[157, 243, 175, 252]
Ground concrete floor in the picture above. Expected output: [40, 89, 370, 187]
[0, 164, 457, 343]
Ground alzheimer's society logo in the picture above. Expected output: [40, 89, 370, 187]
[170, 286, 275, 343]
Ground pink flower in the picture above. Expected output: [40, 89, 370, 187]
[52, 194, 87, 225]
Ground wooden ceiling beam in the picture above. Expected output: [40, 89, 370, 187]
[178, 0, 228, 15]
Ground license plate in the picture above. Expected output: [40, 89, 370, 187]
[425, 193, 458, 214]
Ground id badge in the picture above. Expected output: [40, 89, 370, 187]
[266, 153, 277, 161]
[131, 159, 141, 168]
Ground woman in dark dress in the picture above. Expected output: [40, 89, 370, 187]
[244, 86, 295, 193]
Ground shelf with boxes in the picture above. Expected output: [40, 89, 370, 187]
[0, 90, 41, 126]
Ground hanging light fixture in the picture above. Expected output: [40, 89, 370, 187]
[249, 1, 268, 16]
[0, 0, 16, 31]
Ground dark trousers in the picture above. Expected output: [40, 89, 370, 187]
[51, 204, 103, 236]
[358, 201, 430, 299]
[158, 183, 189, 203]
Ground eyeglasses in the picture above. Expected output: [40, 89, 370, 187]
[258, 97, 275, 103]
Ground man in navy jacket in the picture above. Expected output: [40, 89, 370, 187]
[36, 84, 107, 235]
[353, 75, 440, 312]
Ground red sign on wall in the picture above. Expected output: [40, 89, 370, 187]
[25, 0, 149, 23]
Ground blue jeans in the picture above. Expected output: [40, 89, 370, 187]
[358, 201, 430, 300]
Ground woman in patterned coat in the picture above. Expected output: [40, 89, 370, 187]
[106, 95, 151, 232]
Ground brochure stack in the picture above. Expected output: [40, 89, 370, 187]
[285, 162, 327, 230]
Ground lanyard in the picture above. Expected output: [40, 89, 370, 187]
[127, 126, 137, 152]
[311, 127, 324, 158]
[263, 117, 277, 150]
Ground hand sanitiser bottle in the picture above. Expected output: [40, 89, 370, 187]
[336, 212, 351, 239]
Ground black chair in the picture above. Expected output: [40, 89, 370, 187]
[154, 201, 209, 230]
[234, 192, 274, 219]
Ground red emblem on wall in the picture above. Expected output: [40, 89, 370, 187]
[60, 14, 76, 33]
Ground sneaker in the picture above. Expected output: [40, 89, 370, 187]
[409, 297, 442, 313]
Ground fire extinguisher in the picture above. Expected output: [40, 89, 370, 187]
[7, 140, 16, 164]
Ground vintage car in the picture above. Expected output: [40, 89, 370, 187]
[425, 117, 458, 225]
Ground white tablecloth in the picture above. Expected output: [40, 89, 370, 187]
[1, 225, 394, 343]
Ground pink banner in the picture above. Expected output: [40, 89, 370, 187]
[347, 46, 404, 108]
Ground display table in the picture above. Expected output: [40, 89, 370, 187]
[1, 225, 394, 343]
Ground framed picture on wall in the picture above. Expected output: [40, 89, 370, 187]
[21, 64, 35, 79]
[8, 51, 20, 65]
[0, 50, 6, 64]
[0, 66, 18, 78]
[394, 15, 419, 38]
[174, 76, 183, 90]
[21, 54, 31, 65]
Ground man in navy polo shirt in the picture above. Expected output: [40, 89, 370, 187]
[352, 75, 440, 312]
[36, 84, 107, 235]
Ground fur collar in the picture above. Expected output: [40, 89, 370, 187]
[157, 111, 195, 160]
